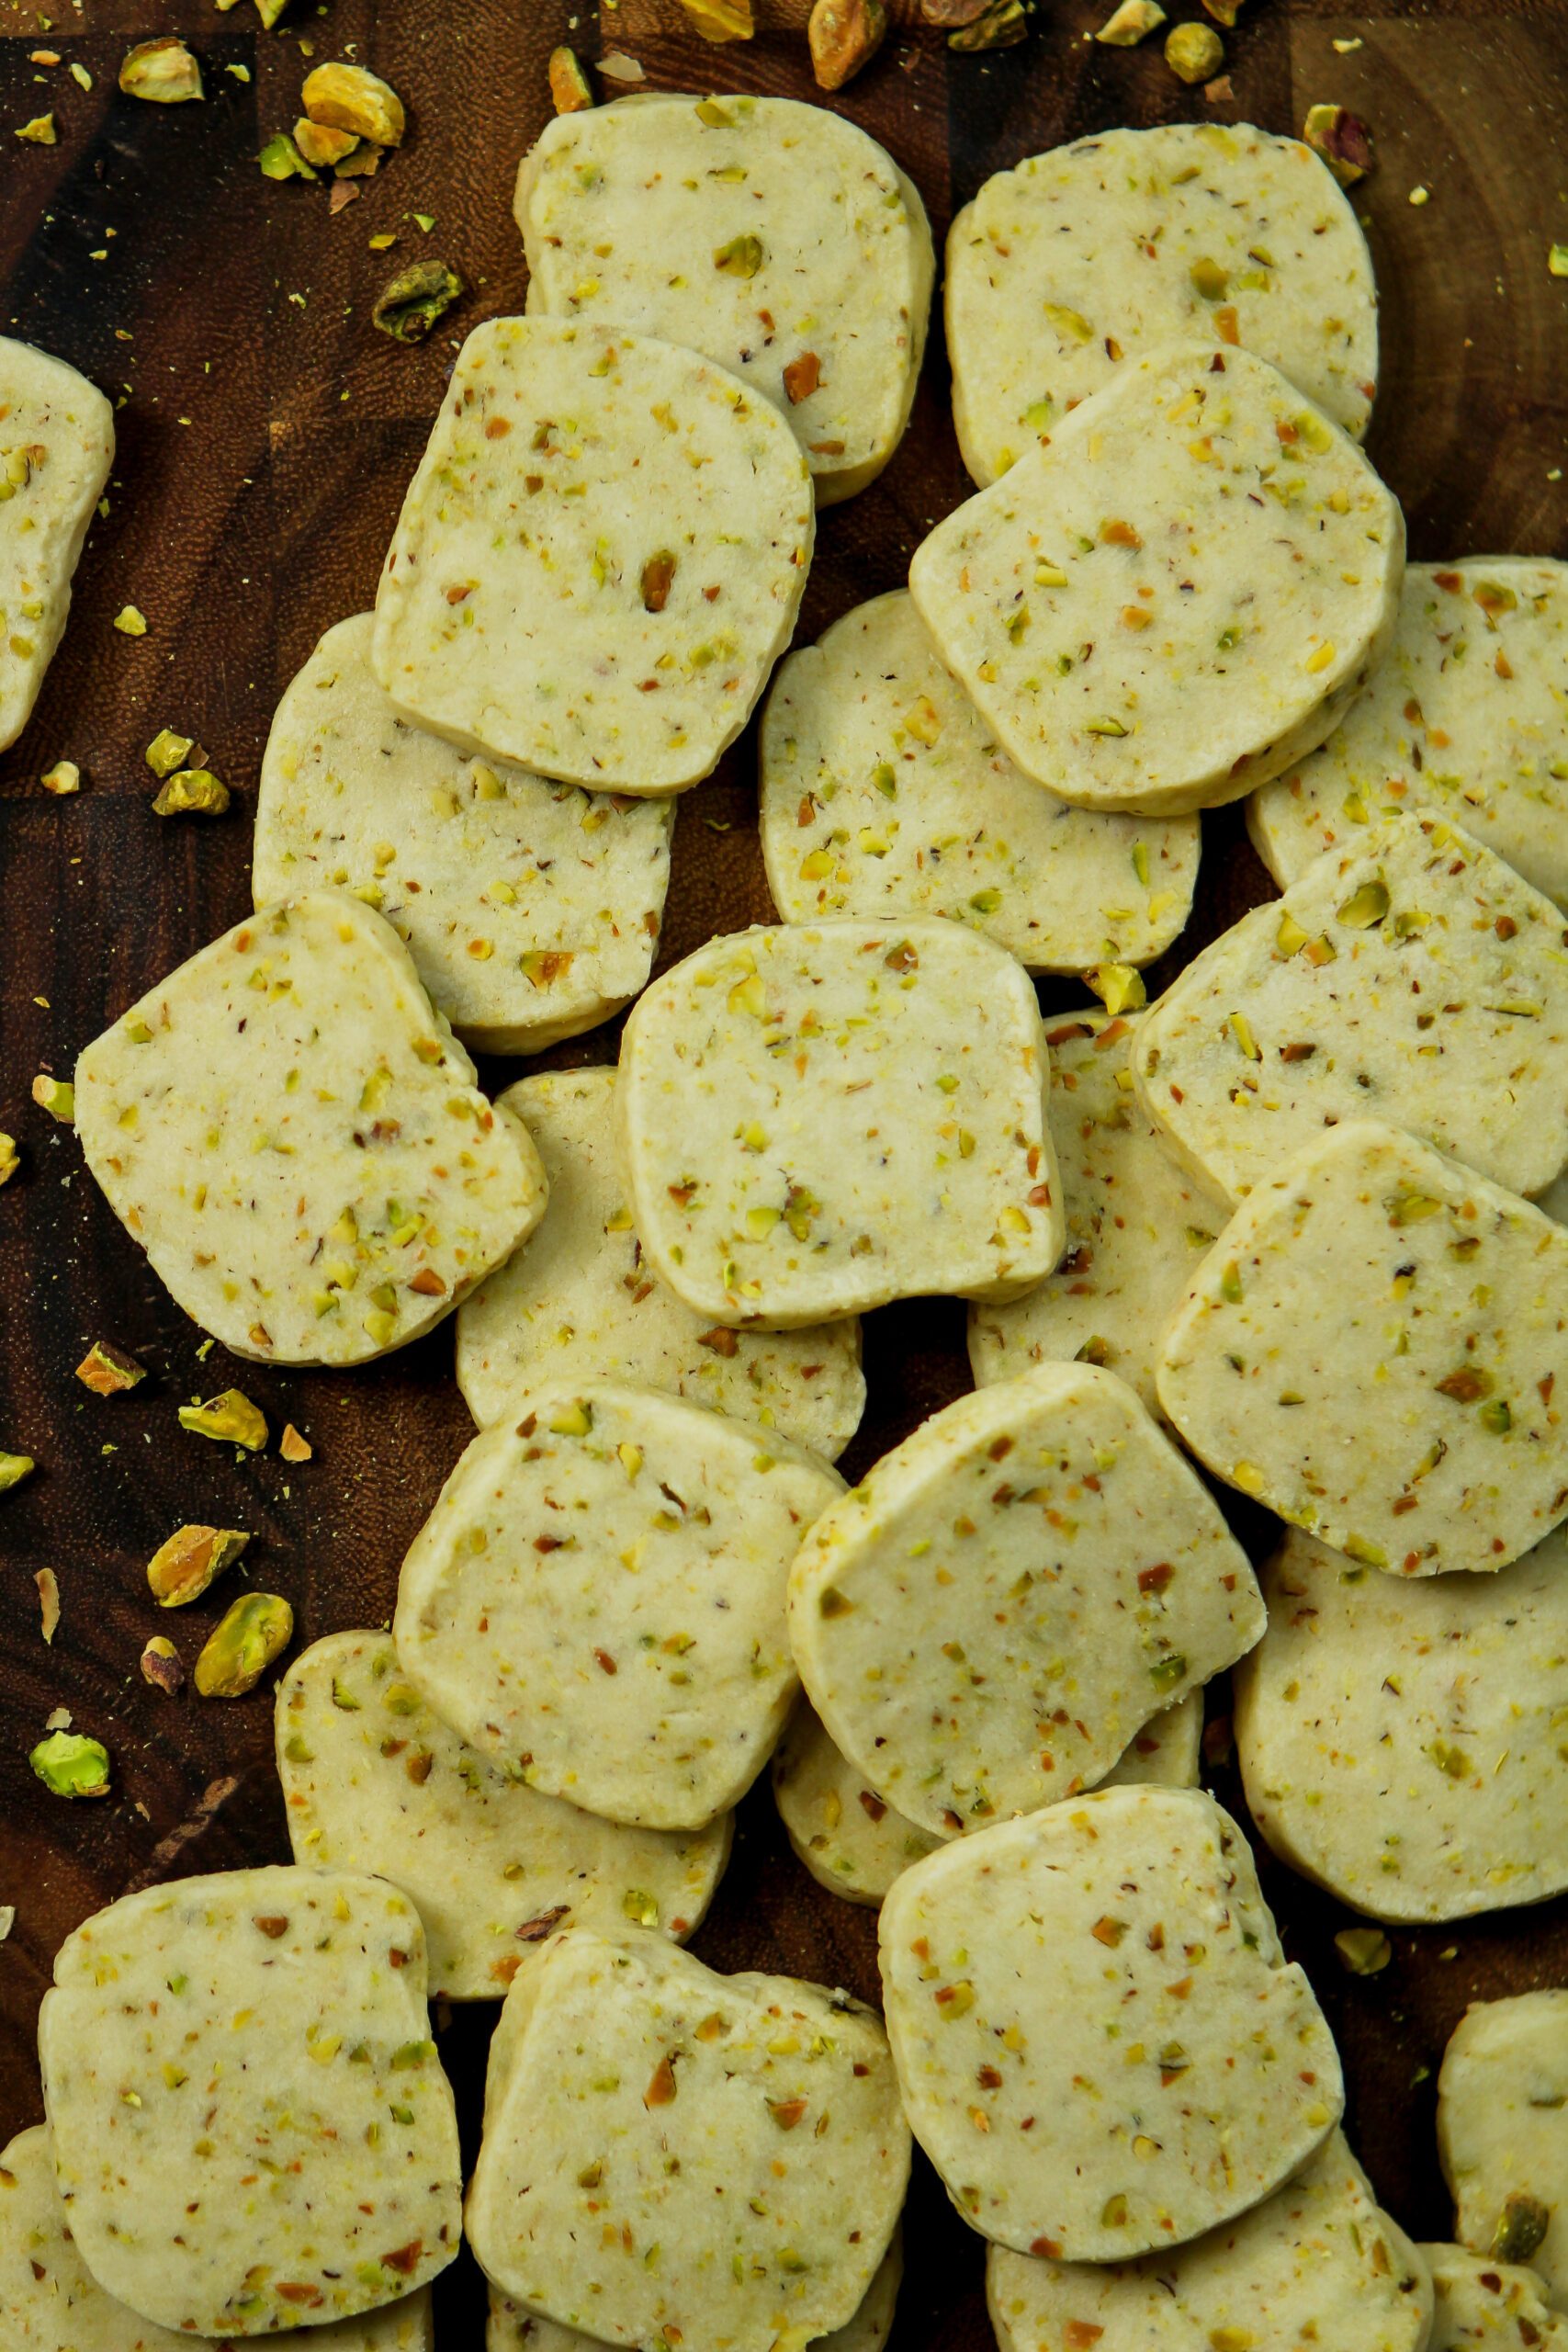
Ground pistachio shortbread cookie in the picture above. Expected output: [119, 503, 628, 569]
[773, 1690, 1201, 1907]
[946, 123, 1377, 487]
[515, 95, 932, 505]
[37, 1868, 462, 2336]
[276, 1630, 732, 1998]
[1134, 811, 1568, 1203]
[73, 892, 546, 1365]
[1235, 1525, 1568, 1921]
[1440, 1994, 1568, 2309]
[467, 1929, 909, 2352]
[1249, 560, 1568, 906]
[1157, 1121, 1568, 1577]
[909, 340, 1403, 817]
[988, 2132, 1431, 2352]
[760, 592, 1200, 970]
[487, 2237, 902, 2352]
[969, 1011, 1228, 1413]
[395, 1381, 842, 1829]
[0, 336, 114, 752]
[457, 1069, 864, 1457]
[0, 2127, 434, 2351]
[373, 317, 813, 795]
[1422, 2244, 1568, 2345]
[616, 918, 1063, 1327]
[256, 616, 674, 1053]
[879, 1785, 1343, 2257]
[789, 1363, 1261, 1837]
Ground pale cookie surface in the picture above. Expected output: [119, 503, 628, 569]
[487, 2236, 902, 2352]
[515, 95, 933, 505]
[1423, 2244, 1568, 2346]
[1157, 1120, 1568, 1577]
[0, 335, 114, 752]
[1134, 810, 1568, 1203]
[945, 122, 1377, 486]
[760, 591, 1200, 971]
[1236, 1526, 1568, 1922]
[276, 1629, 732, 1999]
[1440, 1994, 1568, 2310]
[37, 1868, 461, 2336]
[73, 892, 546, 1365]
[773, 1690, 1201, 1907]
[788, 1363, 1261, 1837]
[1249, 560, 1568, 906]
[255, 615, 674, 1053]
[988, 2131, 1431, 2352]
[969, 1010, 1229, 1413]
[372, 317, 813, 794]
[394, 1381, 842, 1829]
[0, 2127, 434, 2352]
[456, 1068, 864, 1456]
[879, 1785, 1343, 2258]
[909, 340, 1403, 817]
[467, 1928, 909, 2352]
[616, 918, 1064, 1327]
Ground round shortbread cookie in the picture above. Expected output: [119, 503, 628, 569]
[615, 918, 1064, 1328]
[1440, 1994, 1568, 2310]
[467, 1928, 909, 2352]
[1235, 1525, 1568, 1922]
[456, 1068, 864, 1457]
[0, 334, 115, 752]
[1422, 2244, 1568, 2345]
[1133, 809, 1568, 1204]
[276, 1630, 732, 1998]
[37, 1869, 462, 2336]
[372, 317, 813, 795]
[1157, 1120, 1568, 1578]
[486, 2235, 902, 2352]
[988, 2132, 1431, 2352]
[759, 591, 1200, 971]
[255, 615, 675, 1054]
[946, 122, 1377, 486]
[908, 340, 1404, 818]
[73, 891, 547, 1365]
[394, 1380, 843, 1830]
[969, 1010, 1228, 1415]
[1248, 560, 1568, 907]
[515, 95, 933, 505]
[788, 1363, 1261, 1837]
[879, 1786, 1343, 2259]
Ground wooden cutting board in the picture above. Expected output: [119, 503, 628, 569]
[2, 0, 1565, 2338]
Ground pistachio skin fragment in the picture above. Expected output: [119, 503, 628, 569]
[673, 0, 755, 39]
[75, 1339, 146, 1396]
[1096, 0, 1166, 42]
[372, 258, 465, 344]
[1165, 20, 1224, 80]
[300, 61, 405, 147]
[259, 131, 317, 182]
[152, 768, 230, 816]
[41, 759, 81, 796]
[178, 1388, 268, 1450]
[1490, 2191, 1551, 2266]
[29, 1730, 111, 1798]
[147, 1523, 252, 1608]
[808, 0, 888, 90]
[141, 1634, 186, 1695]
[294, 116, 359, 168]
[31, 1075, 73, 1124]
[947, 0, 1031, 48]
[195, 1591, 294, 1698]
[1303, 102, 1374, 186]
[548, 45, 594, 112]
[0, 1452, 35, 1492]
[119, 37, 205, 102]
[0, 1134, 18, 1186]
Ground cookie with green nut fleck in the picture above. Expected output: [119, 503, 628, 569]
[1439, 1993, 1568, 2309]
[0, 336, 115, 756]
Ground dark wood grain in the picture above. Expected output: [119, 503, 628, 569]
[2, 0, 1566, 2342]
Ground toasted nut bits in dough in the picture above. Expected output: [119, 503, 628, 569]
[1420, 2243, 1568, 2345]
[0, 337, 114, 753]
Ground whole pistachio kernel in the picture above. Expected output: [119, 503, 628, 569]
[152, 769, 231, 817]
[1165, 20, 1224, 81]
[119, 36, 204, 102]
[178, 1388, 268, 1450]
[141, 1634, 186, 1695]
[147, 1523, 252, 1608]
[30, 1729, 111, 1797]
[301, 61, 406, 147]
[31, 1074, 73, 1124]
[372, 259, 464, 344]
[195, 1591, 294, 1698]
[0, 1451, 35, 1493]
[547, 44, 594, 112]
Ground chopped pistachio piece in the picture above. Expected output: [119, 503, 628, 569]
[300, 60, 405, 146]
[112, 604, 148, 635]
[947, 0, 1031, 47]
[1550, 242, 1568, 278]
[147, 1522, 252, 1607]
[920, 0, 999, 17]
[141, 1634, 185, 1694]
[0, 1134, 18, 1185]
[1491, 2191, 1552, 2265]
[371, 257, 464, 343]
[254, 0, 290, 26]
[279, 1420, 313, 1462]
[1200, 0, 1244, 21]
[36, 1567, 60, 1644]
[1334, 1926, 1392, 1975]
[0, 1451, 35, 1492]
[1089, 963, 1147, 1015]
[596, 51, 646, 83]
[548, 44, 594, 112]
[31, 1074, 73, 1124]
[808, 0, 888, 89]
[178, 1388, 268, 1449]
[293, 114, 358, 167]
[714, 233, 764, 279]
[40, 758, 80, 796]
[152, 768, 230, 816]
[673, 0, 754, 37]
[333, 141, 379, 178]
[195, 1590, 294, 1697]
[15, 113, 58, 144]
[144, 728, 194, 776]
[1303, 102, 1374, 187]
[29, 1729, 110, 1797]
[75, 1339, 146, 1396]
[1096, 0, 1166, 40]
[259, 130, 317, 181]
[1165, 19, 1223, 79]
[119, 37, 204, 102]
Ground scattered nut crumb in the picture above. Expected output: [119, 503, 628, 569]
[179, 1389, 268, 1449]
[0, 1135, 18, 1186]
[809, 0, 888, 89]
[1408, 185, 1429, 206]
[40, 759, 80, 796]
[31, 1074, 74, 1124]
[1335, 1927, 1392, 1976]
[597, 51, 647, 83]
[75, 1339, 147, 1396]
[119, 38, 204, 103]
[15, 114, 59, 145]
[279, 1422, 313, 1463]
[1549, 242, 1568, 278]
[1095, 0, 1165, 44]
[35, 1568, 60, 1645]
[548, 45, 594, 112]
[113, 605, 148, 636]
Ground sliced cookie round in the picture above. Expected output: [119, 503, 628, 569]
[0, 335, 115, 752]
[1439, 1994, 1568, 2307]
[487, 2234, 902, 2352]
[1421, 2244, 1568, 2346]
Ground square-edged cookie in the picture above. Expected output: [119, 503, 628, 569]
[1156, 1120, 1568, 1577]
[457, 1068, 864, 1458]
[256, 615, 673, 1054]
[0, 335, 114, 752]
[1440, 1994, 1568, 2309]
[615, 918, 1064, 1328]
[372, 317, 813, 795]
[276, 1629, 732, 1998]
[73, 892, 547, 1364]
[909, 339, 1403, 817]
[37, 1868, 462, 2336]
[515, 95, 932, 506]
[394, 1380, 843, 1830]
